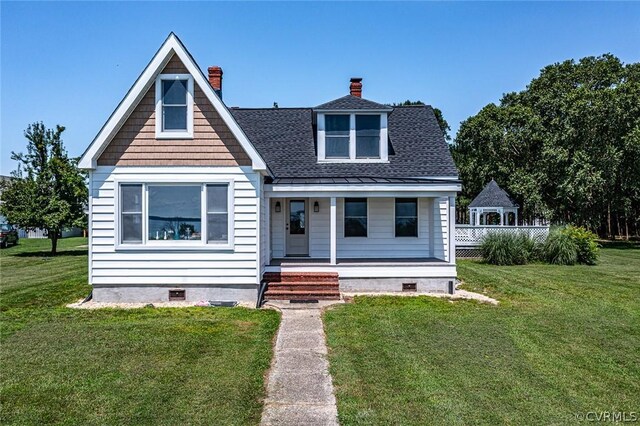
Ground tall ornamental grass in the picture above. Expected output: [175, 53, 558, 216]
[480, 232, 539, 265]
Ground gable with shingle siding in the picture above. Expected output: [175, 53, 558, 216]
[97, 54, 251, 167]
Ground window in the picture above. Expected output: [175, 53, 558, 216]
[395, 198, 418, 237]
[319, 113, 387, 162]
[344, 198, 367, 237]
[162, 80, 188, 131]
[120, 184, 142, 243]
[148, 185, 201, 241]
[356, 115, 380, 158]
[155, 74, 193, 138]
[325, 115, 350, 158]
[206, 184, 229, 242]
[117, 182, 232, 248]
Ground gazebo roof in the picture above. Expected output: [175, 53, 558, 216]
[469, 180, 518, 208]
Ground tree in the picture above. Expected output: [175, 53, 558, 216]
[0, 123, 88, 254]
[452, 54, 640, 237]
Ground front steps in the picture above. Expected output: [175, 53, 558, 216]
[262, 272, 341, 301]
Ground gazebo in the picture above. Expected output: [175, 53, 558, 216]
[468, 180, 518, 226]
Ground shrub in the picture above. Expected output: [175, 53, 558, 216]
[480, 232, 537, 265]
[542, 229, 578, 265]
[562, 225, 600, 265]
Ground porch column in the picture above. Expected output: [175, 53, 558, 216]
[330, 197, 337, 265]
[448, 196, 456, 264]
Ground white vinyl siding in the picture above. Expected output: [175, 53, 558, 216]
[269, 197, 449, 260]
[89, 166, 260, 286]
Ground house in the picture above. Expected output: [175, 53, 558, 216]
[78, 33, 460, 304]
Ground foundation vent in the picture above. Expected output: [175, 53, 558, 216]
[169, 289, 186, 301]
[402, 282, 417, 292]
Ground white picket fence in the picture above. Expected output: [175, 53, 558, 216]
[455, 225, 550, 247]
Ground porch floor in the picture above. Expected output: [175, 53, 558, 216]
[270, 257, 446, 266]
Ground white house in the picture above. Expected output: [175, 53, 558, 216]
[79, 33, 461, 304]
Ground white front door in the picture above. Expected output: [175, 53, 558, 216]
[286, 199, 309, 256]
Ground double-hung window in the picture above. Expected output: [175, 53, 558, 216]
[155, 74, 194, 138]
[325, 115, 350, 158]
[319, 113, 387, 162]
[118, 182, 233, 248]
[395, 198, 418, 237]
[344, 198, 368, 237]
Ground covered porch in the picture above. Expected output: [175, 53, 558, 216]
[261, 178, 460, 278]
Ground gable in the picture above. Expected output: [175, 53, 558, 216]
[97, 54, 251, 167]
[79, 33, 267, 171]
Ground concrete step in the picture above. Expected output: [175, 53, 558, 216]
[264, 291, 341, 301]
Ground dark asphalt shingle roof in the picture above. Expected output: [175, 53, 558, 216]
[272, 177, 454, 185]
[315, 95, 390, 110]
[230, 105, 458, 179]
[469, 180, 518, 208]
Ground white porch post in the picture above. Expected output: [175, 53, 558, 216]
[330, 197, 337, 265]
[448, 196, 456, 264]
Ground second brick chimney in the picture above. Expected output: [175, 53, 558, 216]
[350, 77, 363, 97]
[208, 66, 223, 98]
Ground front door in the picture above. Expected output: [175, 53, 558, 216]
[286, 199, 309, 256]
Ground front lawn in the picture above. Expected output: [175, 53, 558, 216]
[324, 244, 640, 425]
[0, 238, 280, 426]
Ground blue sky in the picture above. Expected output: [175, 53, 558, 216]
[1, 1, 639, 174]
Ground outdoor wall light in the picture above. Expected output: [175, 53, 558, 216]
[275, 201, 281, 213]
[314, 201, 320, 212]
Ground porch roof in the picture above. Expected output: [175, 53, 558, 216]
[270, 177, 460, 185]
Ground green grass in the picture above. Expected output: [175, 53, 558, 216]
[0, 238, 280, 425]
[324, 244, 640, 425]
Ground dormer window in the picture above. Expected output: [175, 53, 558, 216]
[155, 74, 194, 139]
[318, 113, 388, 162]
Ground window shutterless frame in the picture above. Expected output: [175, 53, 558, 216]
[155, 74, 194, 139]
[343, 198, 368, 238]
[317, 112, 388, 163]
[114, 178, 234, 251]
[394, 198, 419, 237]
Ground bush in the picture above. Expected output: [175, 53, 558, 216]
[480, 232, 538, 265]
[562, 225, 600, 265]
[542, 229, 578, 265]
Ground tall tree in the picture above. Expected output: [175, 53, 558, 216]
[452, 54, 640, 236]
[0, 123, 87, 254]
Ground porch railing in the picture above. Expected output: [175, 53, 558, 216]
[455, 225, 550, 247]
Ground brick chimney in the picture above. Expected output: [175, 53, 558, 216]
[208, 66, 223, 98]
[350, 77, 362, 97]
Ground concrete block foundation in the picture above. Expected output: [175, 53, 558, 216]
[339, 277, 455, 294]
[92, 284, 258, 304]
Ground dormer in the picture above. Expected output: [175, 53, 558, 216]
[315, 78, 393, 163]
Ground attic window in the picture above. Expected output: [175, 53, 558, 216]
[318, 113, 388, 162]
[155, 74, 194, 139]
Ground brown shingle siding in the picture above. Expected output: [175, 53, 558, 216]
[97, 54, 251, 167]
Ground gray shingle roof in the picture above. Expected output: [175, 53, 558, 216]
[315, 95, 390, 110]
[469, 180, 518, 208]
[230, 105, 458, 179]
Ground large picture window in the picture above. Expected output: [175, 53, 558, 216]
[148, 185, 201, 241]
[118, 182, 232, 248]
[344, 198, 367, 237]
[395, 198, 418, 237]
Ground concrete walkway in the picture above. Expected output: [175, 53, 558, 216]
[261, 301, 341, 426]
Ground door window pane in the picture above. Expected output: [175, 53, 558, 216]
[356, 115, 380, 158]
[148, 185, 201, 241]
[289, 200, 305, 235]
[325, 115, 350, 158]
[395, 198, 418, 237]
[207, 184, 229, 243]
[120, 184, 142, 243]
[345, 198, 367, 237]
